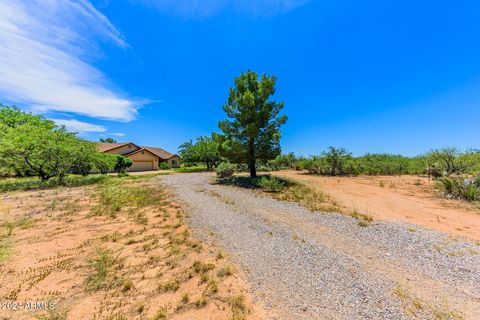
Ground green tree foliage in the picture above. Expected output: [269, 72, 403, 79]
[0, 124, 79, 181]
[114, 155, 133, 173]
[94, 153, 118, 174]
[0, 104, 55, 130]
[267, 153, 300, 171]
[427, 147, 476, 176]
[178, 136, 221, 171]
[299, 149, 434, 176]
[216, 71, 288, 177]
[0, 104, 116, 179]
[99, 137, 117, 143]
[322, 147, 353, 176]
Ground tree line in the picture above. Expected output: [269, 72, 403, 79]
[0, 105, 132, 180]
[179, 70, 479, 179]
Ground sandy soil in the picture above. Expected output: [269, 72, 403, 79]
[0, 179, 265, 320]
[275, 171, 480, 241]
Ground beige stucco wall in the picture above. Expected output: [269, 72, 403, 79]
[167, 156, 180, 168]
[105, 144, 140, 156]
[128, 151, 159, 170]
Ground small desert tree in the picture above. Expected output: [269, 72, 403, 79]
[0, 124, 79, 181]
[216, 70, 287, 177]
[322, 147, 352, 176]
[427, 147, 473, 176]
[178, 136, 221, 170]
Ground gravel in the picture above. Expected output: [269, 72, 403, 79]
[159, 173, 480, 320]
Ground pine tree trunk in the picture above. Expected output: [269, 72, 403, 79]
[249, 163, 257, 178]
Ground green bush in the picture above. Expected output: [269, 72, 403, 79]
[463, 185, 478, 201]
[159, 162, 170, 170]
[216, 162, 236, 179]
[257, 175, 287, 192]
[114, 155, 132, 174]
[94, 153, 117, 174]
[439, 177, 479, 202]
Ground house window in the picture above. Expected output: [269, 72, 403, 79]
[142, 151, 144, 154]
[128, 145, 131, 149]
[172, 160, 176, 165]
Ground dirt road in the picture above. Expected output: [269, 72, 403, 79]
[160, 173, 480, 320]
[275, 171, 480, 241]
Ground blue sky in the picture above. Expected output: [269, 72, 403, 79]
[1, 1, 479, 156]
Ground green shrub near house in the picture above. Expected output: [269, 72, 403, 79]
[215, 162, 236, 179]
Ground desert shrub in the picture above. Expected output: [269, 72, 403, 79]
[299, 156, 328, 175]
[463, 184, 478, 201]
[427, 147, 476, 176]
[266, 152, 300, 171]
[173, 166, 207, 173]
[257, 175, 287, 192]
[216, 162, 236, 179]
[159, 162, 170, 170]
[323, 147, 352, 176]
[439, 177, 479, 202]
[355, 154, 409, 175]
[114, 155, 132, 174]
[474, 175, 480, 188]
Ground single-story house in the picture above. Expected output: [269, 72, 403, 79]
[96, 142, 180, 172]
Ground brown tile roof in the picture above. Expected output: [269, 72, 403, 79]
[96, 142, 130, 152]
[142, 146, 176, 160]
[95, 142, 176, 160]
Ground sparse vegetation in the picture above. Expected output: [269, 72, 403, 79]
[217, 265, 233, 277]
[392, 285, 464, 320]
[151, 307, 168, 320]
[85, 248, 119, 291]
[218, 174, 338, 213]
[230, 295, 248, 320]
[92, 180, 160, 217]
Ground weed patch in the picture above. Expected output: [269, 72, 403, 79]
[92, 180, 162, 217]
[85, 248, 120, 291]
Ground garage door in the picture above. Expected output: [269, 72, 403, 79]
[128, 160, 153, 172]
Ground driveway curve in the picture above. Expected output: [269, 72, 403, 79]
[159, 173, 480, 320]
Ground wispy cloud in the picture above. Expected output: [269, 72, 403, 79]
[52, 118, 107, 133]
[111, 132, 126, 137]
[133, 0, 309, 18]
[0, 0, 139, 121]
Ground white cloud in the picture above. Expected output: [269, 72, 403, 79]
[52, 118, 107, 132]
[133, 0, 309, 18]
[111, 132, 126, 137]
[0, 0, 139, 121]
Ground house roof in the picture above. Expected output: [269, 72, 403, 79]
[123, 148, 160, 158]
[142, 146, 176, 160]
[95, 142, 177, 160]
[96, 142, 131, 152]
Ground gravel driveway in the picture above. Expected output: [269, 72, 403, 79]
[159, 173, 480, 320]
